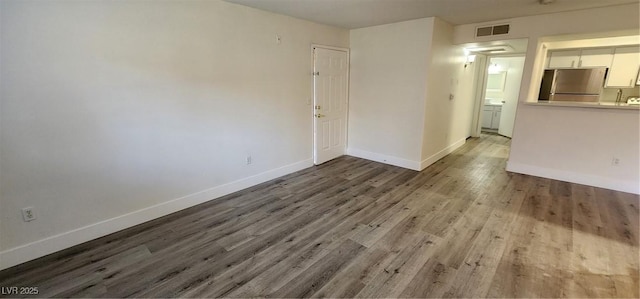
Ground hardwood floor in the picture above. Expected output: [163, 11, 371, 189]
[1, 134, 638, 298]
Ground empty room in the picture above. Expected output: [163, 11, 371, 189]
[1, 0, 639, 297]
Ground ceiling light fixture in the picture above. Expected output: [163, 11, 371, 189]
[539, 0, 556, 5]
[464, 54, 476, 68]
[466, 45, 515, 54]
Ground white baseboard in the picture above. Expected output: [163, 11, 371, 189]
[346, 139, 467, 172]
[506, 161, 640, 195]
[419, 138, 466, 171]
[0, 159, 314, 270]
[346, 148, 421, 170]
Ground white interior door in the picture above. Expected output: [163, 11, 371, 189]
[498, 56, 525, 138]
[313, 47, 348, 165]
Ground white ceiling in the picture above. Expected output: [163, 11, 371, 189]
[224, 0, 638, 29]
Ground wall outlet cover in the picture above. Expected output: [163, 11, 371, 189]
[22, 207, 36, 222]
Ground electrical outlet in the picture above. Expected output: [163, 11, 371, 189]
[246, 155, 252, 165]
[22, 207, 36, 222]
[612, 157, 620, 166]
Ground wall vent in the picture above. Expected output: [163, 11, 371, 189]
[475, 24, 510, 37]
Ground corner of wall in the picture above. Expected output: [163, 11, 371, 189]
[420, 15, 470, 167]
[419, 137, 466, 170]
[347, 148, 421, 171]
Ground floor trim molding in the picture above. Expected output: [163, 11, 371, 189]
[346, 148, 421, 170]
[506, 161, 640, 195]
[0, 159, 314, 270]
[419, 138, 466, 171]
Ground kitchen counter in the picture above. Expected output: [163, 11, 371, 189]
[484, 99, 504, 106]
[529, 101, 640, 110]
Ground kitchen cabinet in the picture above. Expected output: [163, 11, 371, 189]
[548, 50, 581, 68]
[491, 109, 501, 129]
[605, 46, 640, 88]
[481, 108, 492, 129]
[482, 105, 502, 130]
[579, 48, 614, 67]
[547, 48, 613, 68]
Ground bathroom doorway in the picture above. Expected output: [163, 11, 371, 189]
[480, 55, 526, 137]
[463, 38, 528, 139]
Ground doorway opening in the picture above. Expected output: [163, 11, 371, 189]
[464, 38, 529, 140]
[479, 55, 526, 137]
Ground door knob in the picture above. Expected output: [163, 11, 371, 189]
[315, 114, 325, 118]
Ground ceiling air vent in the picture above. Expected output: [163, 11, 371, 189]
[476, 26, 493, 37]
[492, 24, 510, 35]
[475, 24, 510, 38]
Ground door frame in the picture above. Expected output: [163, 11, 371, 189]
[311, 44, 350, 165]
[471, 53, 526, 137]
[470, 54, 489, 137]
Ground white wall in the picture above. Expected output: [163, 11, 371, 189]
[454, 3, 640, 194]
[421, 18, 474, 166]
[348, 18, 433, 167]
[0, 0, 348, 269]
[348, 17, 473, 170]
[507, 107, 639, 193]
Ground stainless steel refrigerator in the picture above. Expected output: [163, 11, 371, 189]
[538, 68, 607, 102]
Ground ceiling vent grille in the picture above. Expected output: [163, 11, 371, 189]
[475, 24, 510, 37]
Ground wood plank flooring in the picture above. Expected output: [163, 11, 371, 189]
[1, 134, 638, 298]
